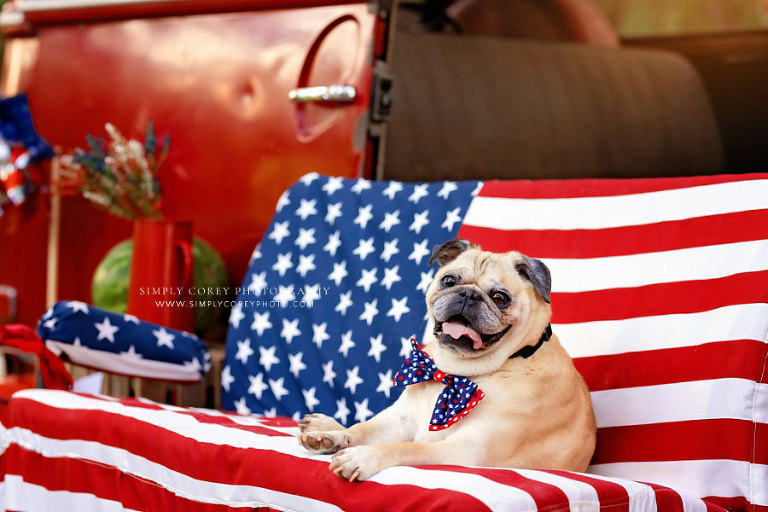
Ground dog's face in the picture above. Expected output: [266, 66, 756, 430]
[426, 239, 552, 375]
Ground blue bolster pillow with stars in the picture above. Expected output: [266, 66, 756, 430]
[37, 301, 210, 382]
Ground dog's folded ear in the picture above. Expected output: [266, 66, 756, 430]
[429, 239, 475, 267]
[516, 257, 552, 303]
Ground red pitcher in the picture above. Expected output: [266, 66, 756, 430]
[126, 219, 195, 332]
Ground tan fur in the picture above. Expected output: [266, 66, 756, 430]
[298, 247, 596, 481]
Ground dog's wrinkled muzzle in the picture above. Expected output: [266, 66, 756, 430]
[435, 316, 512, 351]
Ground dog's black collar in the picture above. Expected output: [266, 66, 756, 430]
[510, 324, 552, 359]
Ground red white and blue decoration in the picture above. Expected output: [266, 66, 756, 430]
[37, 301, 210, 382]
[0, 94, 54, 215]
[221, 174, 480, 422]
[393, 338, 485, 430]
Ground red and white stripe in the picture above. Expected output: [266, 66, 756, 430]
[459, 173, 768, 512]
[0, 389, 721, 511]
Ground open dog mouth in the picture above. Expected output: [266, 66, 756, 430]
[434, 315, 512, 351]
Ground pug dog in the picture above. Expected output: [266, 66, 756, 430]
[298, 239, 596, 482]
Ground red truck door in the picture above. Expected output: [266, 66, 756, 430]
[0, 0, 391, 328]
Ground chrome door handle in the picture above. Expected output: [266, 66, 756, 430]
[288, 85, 356, 104]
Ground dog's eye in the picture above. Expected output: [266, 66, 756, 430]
[490, 291, 510, 307]
[440, 274, 458, 288]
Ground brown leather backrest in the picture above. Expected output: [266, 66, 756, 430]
[381, 32, 726, 181]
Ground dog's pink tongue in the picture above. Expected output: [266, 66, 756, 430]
[442, 321, 484, 349]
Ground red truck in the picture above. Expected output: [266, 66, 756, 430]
[0, 0, 394, 330]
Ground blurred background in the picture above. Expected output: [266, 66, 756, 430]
[592, 0, 768, 36]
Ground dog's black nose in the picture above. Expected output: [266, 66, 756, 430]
[459, 288, 479, 302]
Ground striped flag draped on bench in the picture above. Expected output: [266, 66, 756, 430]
[217, 173, 767, 511]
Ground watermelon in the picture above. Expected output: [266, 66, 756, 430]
[91, 239, 133, 315]
[91, 237, 229, 337]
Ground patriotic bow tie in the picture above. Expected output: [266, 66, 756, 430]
[393, 338, 485, 431]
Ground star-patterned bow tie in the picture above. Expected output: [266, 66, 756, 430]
[393, 338, 485, 431]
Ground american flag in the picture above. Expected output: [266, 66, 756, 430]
[37, 301, 210, 382]
[220, 172, 768, 511]
[1, 173, 766, 511]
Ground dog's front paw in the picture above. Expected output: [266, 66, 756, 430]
[297, 430, 350, 454]
[298, 413, 345, 433]
[330, 446, 383, 482]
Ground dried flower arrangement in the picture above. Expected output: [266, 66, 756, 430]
[59, 122, 169, 220]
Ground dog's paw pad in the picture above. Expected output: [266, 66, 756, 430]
[297, 431, 349, 454]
